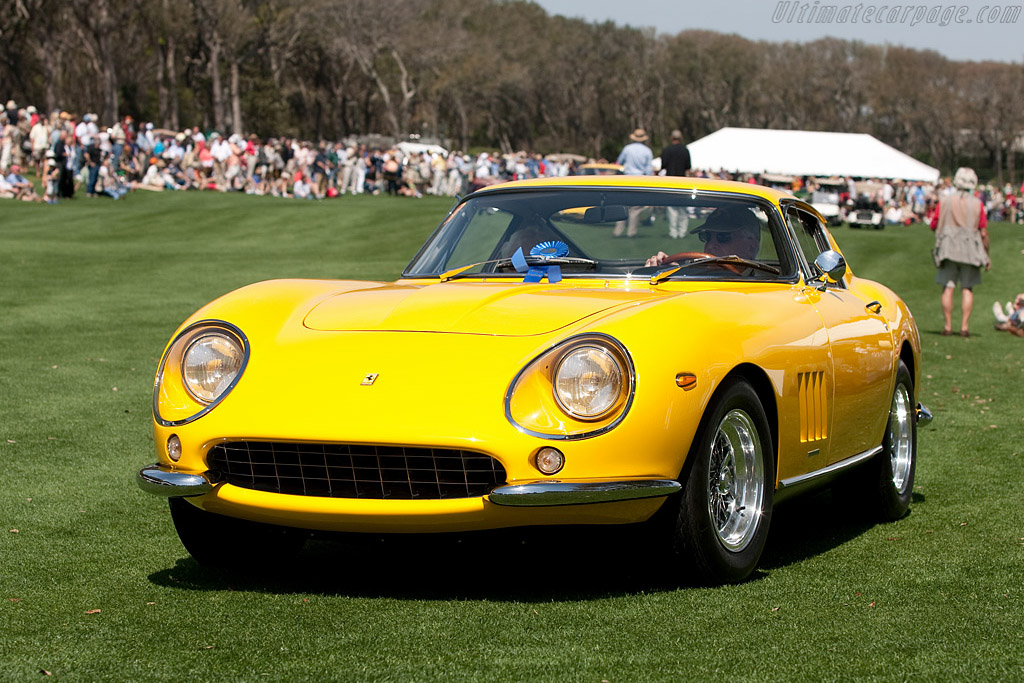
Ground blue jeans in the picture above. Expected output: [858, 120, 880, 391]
[87, 165, 100, 195]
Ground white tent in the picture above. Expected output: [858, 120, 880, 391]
[396, 141, 448, 157]
[688, 127, 940, 182]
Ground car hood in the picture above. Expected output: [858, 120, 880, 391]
[303, 281, 664, 336]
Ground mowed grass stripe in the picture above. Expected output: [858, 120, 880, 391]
[1, 192, 1023, 680]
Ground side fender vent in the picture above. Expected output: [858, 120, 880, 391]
[798, 371, 828, 443]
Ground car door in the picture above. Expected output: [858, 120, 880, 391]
[785, 206, 895, 463]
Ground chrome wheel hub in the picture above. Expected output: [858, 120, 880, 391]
[888, 383, 913, 493]
[707, 409, 764, 552]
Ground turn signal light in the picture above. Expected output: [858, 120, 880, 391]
[535, 447, 565, 475]
[676, 372, 697, 390]
[167, 435, 182, 462]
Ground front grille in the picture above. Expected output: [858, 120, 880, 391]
[207, 441, 507, 500]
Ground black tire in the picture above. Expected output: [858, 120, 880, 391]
[168, 497, 306, 569]
[668, 379, 774, 584]
[870, 360, 916, 521]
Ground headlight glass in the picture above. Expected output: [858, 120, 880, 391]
[553, 345, 623, 420]
[181, 332, 244, 404]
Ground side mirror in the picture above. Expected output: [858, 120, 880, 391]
[811, 250, 847, 290]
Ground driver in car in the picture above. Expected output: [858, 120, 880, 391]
[645, 206, 761, 266]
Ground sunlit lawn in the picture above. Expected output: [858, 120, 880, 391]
[1, 191, 1023, 680]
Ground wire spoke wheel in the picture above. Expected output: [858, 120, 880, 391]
[667, 379, 773, 584]
[707, 409, 764, 552]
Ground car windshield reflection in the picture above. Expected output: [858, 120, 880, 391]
[404, 189, 795, 281]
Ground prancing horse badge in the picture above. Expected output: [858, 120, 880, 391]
[361, 373, 379, 386]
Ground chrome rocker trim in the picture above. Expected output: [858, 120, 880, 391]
[488, 479, 681, 507]
[137, 464, 215, 497]
[778, 446, 883, 490]
[916, 402, 933, 427]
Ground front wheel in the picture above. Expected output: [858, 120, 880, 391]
[667, 379, 774, 584]
[169, 497, 306, 569]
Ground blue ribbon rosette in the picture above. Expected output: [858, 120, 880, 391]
[512, 241, 569, 283]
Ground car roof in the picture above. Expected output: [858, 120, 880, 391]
[473, 175, 795, 205]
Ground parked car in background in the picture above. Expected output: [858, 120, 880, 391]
[759, 173, 796, 194]
[848, 181, 885, 229]
[576, 162, 624, 176]
[138, 176, 930, 584]
[809, 177, 847, 227]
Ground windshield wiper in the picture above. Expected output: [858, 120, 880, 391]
[438, 258, 512, 282]
[438, 256, 598, 282]
[518, 255, 598, 267]
[649, 255, 780, 284]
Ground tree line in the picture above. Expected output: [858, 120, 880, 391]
[2, 0, 1022, 183]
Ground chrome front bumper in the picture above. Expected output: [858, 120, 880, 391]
[488, 479, 681, 507]
[137, 463, 680, 508]
[137, 464, 215, 497]
[916, 402, 933, 427]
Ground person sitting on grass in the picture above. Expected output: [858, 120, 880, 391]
[96, 163, 129, 199]
[993, 294, 1024, 337]
[5, 164, 43, 202]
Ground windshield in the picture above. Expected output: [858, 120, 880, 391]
[404, 189, 797, 281]
[812, 189, 840, 204]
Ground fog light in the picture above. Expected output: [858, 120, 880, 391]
[535, 447, 564, 475]
[167, 435, 182, 462]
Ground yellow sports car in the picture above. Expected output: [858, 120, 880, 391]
[138, 176, 931, 584]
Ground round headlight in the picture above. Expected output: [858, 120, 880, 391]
[553, 345, 624, 420]
[181, 332, 244, 404]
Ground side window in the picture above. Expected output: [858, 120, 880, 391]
[786, 208, 838, 284]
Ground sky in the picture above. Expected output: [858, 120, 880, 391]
[531, 0, 1024, 63]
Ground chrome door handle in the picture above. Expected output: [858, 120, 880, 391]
[866, 300, 882, 314]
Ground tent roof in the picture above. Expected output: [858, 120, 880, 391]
[396, 141, 448, 157]
[688, 127, 940, 182]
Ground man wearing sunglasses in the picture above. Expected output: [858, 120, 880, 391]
[645, 206, 761, 266]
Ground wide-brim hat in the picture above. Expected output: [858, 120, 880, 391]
[5, 100, 16, 109]
[700, 206, 761, 237]
[953, 167, 977, 192]
[629, 128, 649, 143]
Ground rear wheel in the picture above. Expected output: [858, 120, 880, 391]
[871, 361, 916, 520]
[169, 497, 306, 569]
[667, 379, 774, 584]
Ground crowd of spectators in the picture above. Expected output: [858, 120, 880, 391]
[786, 175, 1023, 226]
[3, 99, 1024, 224]
[0, 101, 588, 204]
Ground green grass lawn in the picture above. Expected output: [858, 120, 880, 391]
[2, 192, 1023, 680]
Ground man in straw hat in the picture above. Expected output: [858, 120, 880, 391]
[613, 128, 654, 237]
[931, 166, 990, 337]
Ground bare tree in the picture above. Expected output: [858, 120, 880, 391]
[1, 0, 1020, 181]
